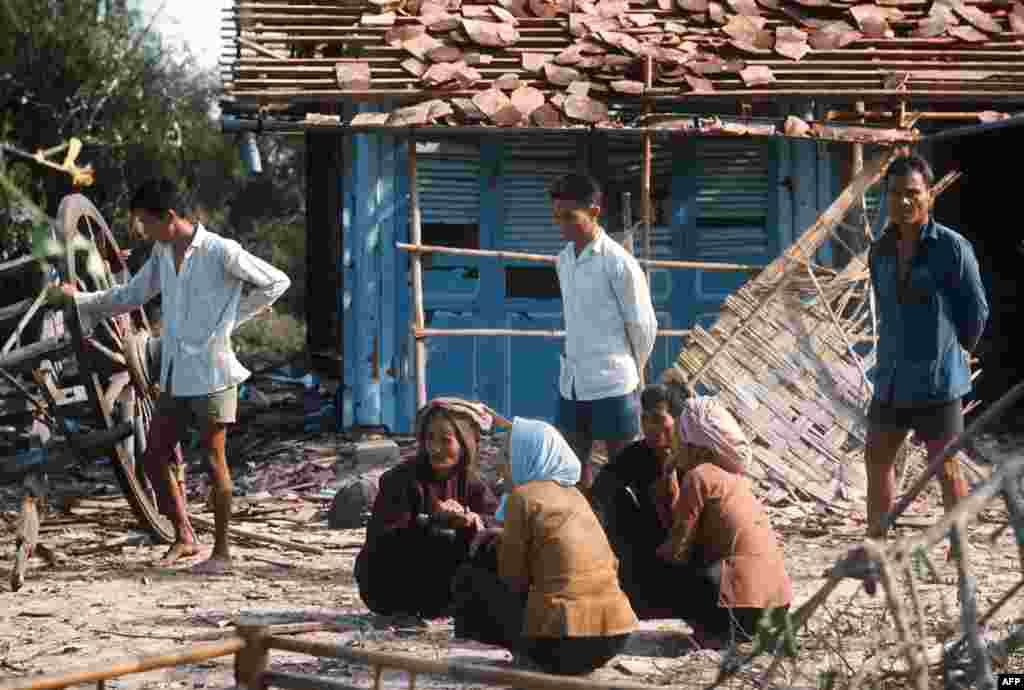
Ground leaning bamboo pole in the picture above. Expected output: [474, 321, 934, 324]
[0, 639, 246, 690]
[682, 149, 895, 393]
[265, 635, 670, 690]
[415, 327, 691, 338]
[407, 141, 427, 411]
[395, 242, 763, 273]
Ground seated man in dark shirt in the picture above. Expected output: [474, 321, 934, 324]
[590, 383, 687, 619]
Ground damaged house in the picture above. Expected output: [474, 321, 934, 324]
[218, 0, 1024, 459]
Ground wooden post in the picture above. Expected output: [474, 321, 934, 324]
[641, 55, 654, 284]
[407, 139, 427, 411]
[638, 54, 655, 388]
[235, 625, 270, 690]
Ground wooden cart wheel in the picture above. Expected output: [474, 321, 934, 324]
[56, 194, 174, 542]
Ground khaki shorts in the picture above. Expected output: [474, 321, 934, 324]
[157, 386, 238, 429]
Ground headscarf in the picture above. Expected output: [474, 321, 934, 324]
[495, 417, 581, 522]
[414, 398, 493, 506]
[678, 395, 751, 475]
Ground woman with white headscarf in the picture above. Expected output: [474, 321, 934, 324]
[652, 396, 792, 649]
[452, 417, 637, 676]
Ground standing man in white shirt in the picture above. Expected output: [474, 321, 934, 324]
[50, 178, 291, 574]
[551, 174, 658, 491]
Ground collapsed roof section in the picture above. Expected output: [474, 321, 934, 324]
[221, 0, 1024, 127]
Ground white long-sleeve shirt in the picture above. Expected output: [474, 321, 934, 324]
[74, 224, 291, 397]
[556, 229, 658, 401]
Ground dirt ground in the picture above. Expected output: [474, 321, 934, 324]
[1, 399, 1022, 690]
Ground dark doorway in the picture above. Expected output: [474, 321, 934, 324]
[927, 119, 1024, 427]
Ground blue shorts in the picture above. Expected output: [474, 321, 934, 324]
[557, 389, 641, 442]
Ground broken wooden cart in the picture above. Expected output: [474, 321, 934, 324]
[1, 193, 178, 591]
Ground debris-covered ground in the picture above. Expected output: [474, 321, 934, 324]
[1, 386, 1023, 689]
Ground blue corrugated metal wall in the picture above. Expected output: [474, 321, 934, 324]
[338, 121, 832, 432]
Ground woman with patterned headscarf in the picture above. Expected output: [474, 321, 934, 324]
[355, 398, 499, 619]
[652, 396, 792, 649]
[451, 417, 636, 675]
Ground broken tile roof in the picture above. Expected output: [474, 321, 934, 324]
[221, 0, 1024, 127]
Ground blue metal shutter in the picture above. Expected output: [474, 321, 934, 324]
[694, 139, 771, 263]
[500, 135, 579, 255]
[417, 147, 480, 225]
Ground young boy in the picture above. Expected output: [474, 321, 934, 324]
[550, 173, 658, 490]
[50, 178, 291, 574]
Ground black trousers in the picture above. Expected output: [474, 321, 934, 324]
[666, 552, 785, 641]
[355, 528, 470, 619]
[452, 562, 629, 676]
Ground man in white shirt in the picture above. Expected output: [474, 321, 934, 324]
[51, 178, 291, 574]
[551, 174, 658, 490]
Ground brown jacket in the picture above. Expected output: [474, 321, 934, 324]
[498, 480, 638, 639]
[666, 463, 792, 610]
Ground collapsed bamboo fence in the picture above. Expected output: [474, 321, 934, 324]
[662, 152, 986, 509]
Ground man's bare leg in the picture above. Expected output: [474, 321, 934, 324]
[864, 426, 908, 539]
[158, 464, 201, 564]
[924, 435, 971, 560]
[144, 411, 200, 565]
[192, 423, 233, 574]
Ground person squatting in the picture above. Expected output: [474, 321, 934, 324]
[355, 154, 988, 673]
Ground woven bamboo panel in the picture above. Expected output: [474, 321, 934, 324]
[666, 153, 984, 510]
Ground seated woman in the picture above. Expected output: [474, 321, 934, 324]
[589, 384, 687, 618]
[654, 396, 792, 648]
[355, 398, 499, 620]
[452, 417, 637, 676]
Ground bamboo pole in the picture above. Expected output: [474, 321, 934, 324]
[407, 141, 427, 411]
[641, 55, 654, 286]
[415, 328, 691, 338]
[0, 638, 246, 690]
[237, 36, 287, 60]
[638, 55, 655, 389]
[395, 242, 763, 273]
[264, 635, 669, 690]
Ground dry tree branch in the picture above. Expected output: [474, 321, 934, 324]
[862, 541, 927, 690]
[1000, 471, 1024, 572]
[946, 520, 996, 690]
[903, 560, 927, 666]
[979, 578, 1024, 629]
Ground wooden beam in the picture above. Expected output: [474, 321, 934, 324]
[265, 635, 681, 690]
[396, 242, 763, 273]
[0, 336, 73, 372]
[407, 140, 427, 412]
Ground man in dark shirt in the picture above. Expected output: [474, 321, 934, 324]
[865, 154, 989, 540]
[590, 383, 687, 618]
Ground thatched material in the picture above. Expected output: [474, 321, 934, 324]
[665, 152, 983, 509]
